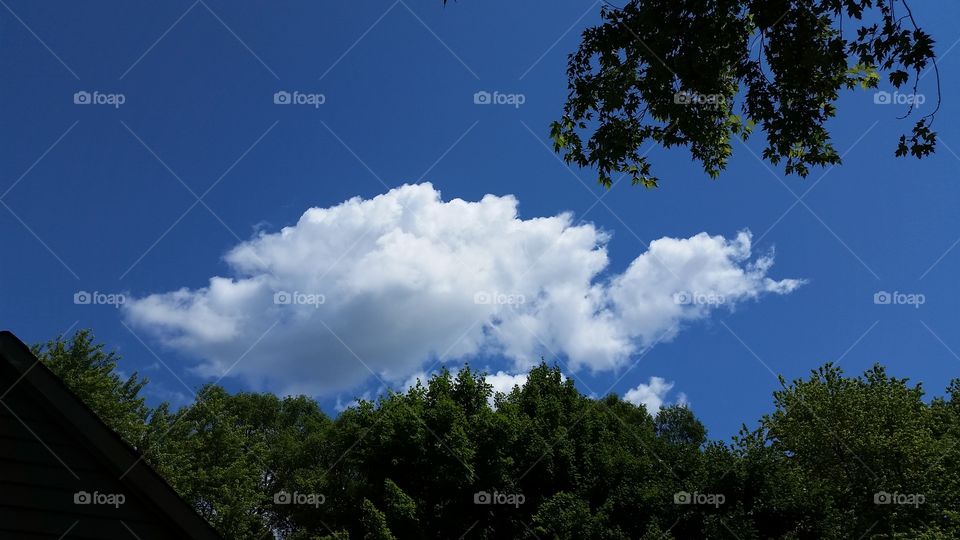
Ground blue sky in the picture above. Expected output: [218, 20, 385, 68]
[1, 0, 959, 440]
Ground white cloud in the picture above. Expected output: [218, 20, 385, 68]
[485, 371, 529, 396]
[485, 370, 531, 408]
[124, 183, 802, 396]
[334, 391, 370, 413]
[624, 376, 685, 414]
[400, 371, 432, 392]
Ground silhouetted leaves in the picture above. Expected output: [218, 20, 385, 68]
[548, 0, 939, 188]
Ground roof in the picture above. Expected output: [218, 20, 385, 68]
[0, 330, 222, 539]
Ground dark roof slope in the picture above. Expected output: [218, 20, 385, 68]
[0, 330, 222, 539]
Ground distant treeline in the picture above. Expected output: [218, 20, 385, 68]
[33, 330, 960, 539]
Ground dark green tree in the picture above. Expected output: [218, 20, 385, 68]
[144, 385, 331, 539]
[724, 363, 960, 538]
[545, 0, 939, 188]
[360, 498, 396, 540]
[32, 330, 150, 446]
[35, 330, 960, 539]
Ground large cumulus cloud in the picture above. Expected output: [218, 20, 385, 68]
[124, 183, 802, 396]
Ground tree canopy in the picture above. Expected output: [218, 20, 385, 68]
[32, 330, 151, 446]
[452, 0, 941, 188]
[551, 0, 939, 188]
[34, 330, 960, 539]
[554, 0, 940, 188]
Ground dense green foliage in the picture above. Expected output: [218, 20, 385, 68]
[33, 330, 151, 446]
[37, 331, 960, 538]
[532, 0, 939, 188]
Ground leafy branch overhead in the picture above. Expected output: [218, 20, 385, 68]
[549, 0, 939, 188]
